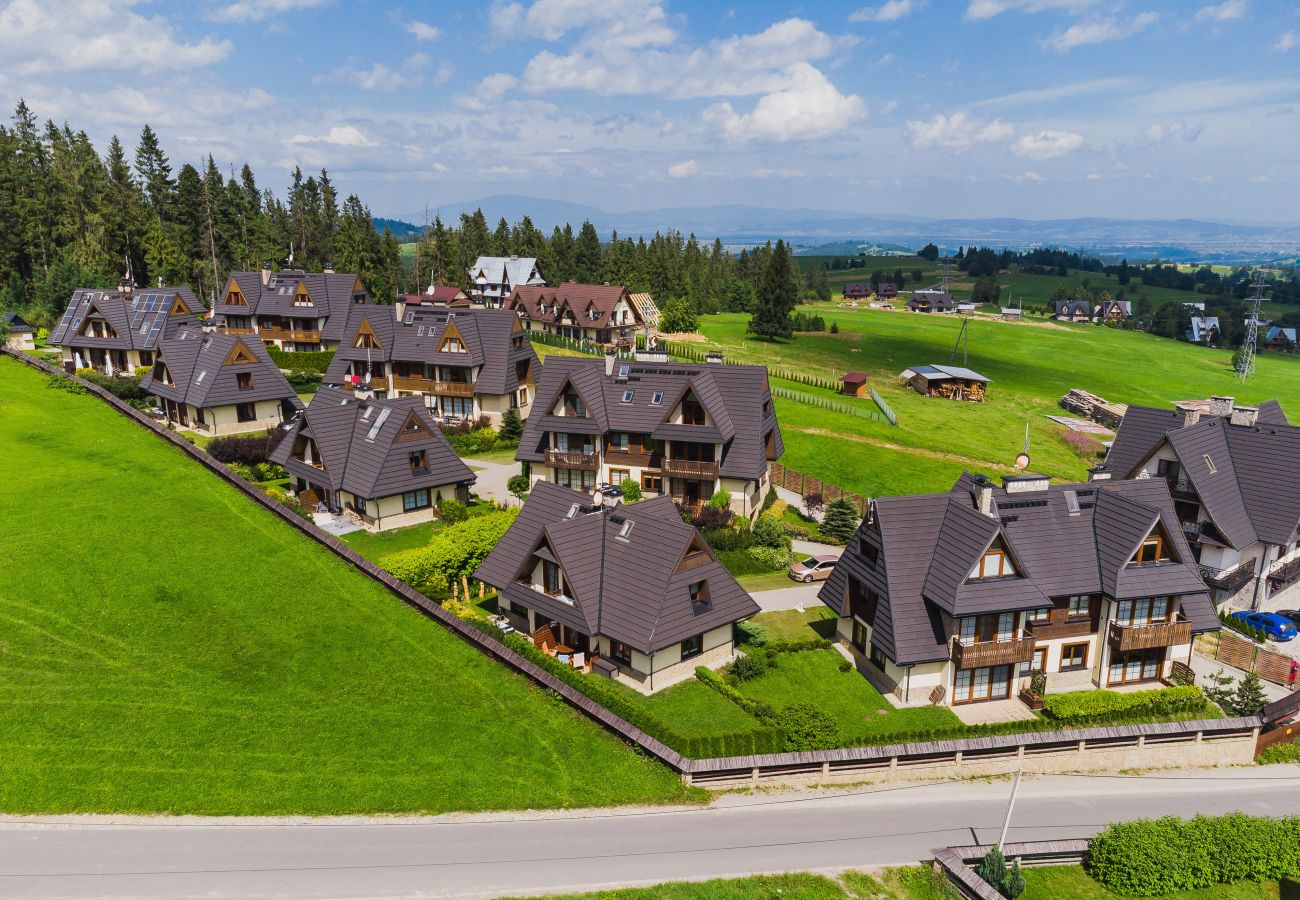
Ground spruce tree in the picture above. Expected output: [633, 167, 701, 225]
[499, 407, 523, 443]
[820, 498, 861, 544]
[1232, 671, 1268, 716]
[748, 239, 795, 340]
[977, 847, 1007, 892]
[1004, 859, 1025, 899]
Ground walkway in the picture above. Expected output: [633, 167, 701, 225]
[465, 456, 521, 506]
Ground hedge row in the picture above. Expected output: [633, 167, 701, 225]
[1042, 685, 1206, 723]
[459, 618, 784, 757]
[268, 347, 335, 373]
[1088, 814, 1300, 895]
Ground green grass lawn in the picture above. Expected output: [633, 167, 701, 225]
[0, 356, 694, 815]
[616, 679, 764, 739]
[465, 446, 522, 465]
[517, 866, 958, 899]
[339, 519, 445, 560]
[1022, 866, 1282, 899]
[734, 649, 960, 742]
[737, 570, 798, 592]
[749, 607, 838, 643]
[693, 310, 1300, 499]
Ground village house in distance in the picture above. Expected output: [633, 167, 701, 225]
[517, 348, 782, 520]
[49, 281, 202, 375]
[271, 393, 475, 532]
[141, 327, 302, 434]
[467, 255, 545, 307]
[820, 472, 1217, 707]
[213, 265, 370, 351]
[507, 281, 647, 348]
[321, 297, 539, 426]
[474, 482, 760, 692]
[1104, 395, 1300, 610]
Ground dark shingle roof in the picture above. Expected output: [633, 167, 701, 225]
[49, 287, 201, 351]
[508, 283, 639, 329]
[269, 392, 474, 498]
[475, 482, 759, 654]
[213, 271, 370, 341]
[2, 312, 34, 332]
[141, 327, 302, 411]
[518, 357, 782, 482]
[819, 474, 1217, 665]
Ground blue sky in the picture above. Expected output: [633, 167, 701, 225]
[2, 0, 1298, 222]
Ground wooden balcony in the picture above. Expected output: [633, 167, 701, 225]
[259, 326, 322, 343]
[951, 636, 1035, 670]
[662, 458, 720, 480]
[342, 377, 389, 392]
[605, 447, 658, 467]
[219, 326, 257, 335]
[545, 449, 599, 471]
[1026, 617, 1094, 642]
[1108, 617, 1192, 652]
[392, 375, 476, 396]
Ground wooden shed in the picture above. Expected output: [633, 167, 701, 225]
[840, 372, 869, 398]
[899, 364, 990, 402]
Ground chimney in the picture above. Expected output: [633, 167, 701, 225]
[117, 277, 134, 295]
[1001, 473, 1050, 493]
[970, 475, 995, 517]
[1209, 395, 1234, 418]
[706, 351, 723, 365]
[635, 345, 669, 363]
[1088, 464, 1112, 482]
[261, 262, 272, 286]
[1183, 408, 1201, 427]
[395, 299, 407, 323]
[323, 262, 335, 275]
[1230, 405, 1259, 427]
[604, 349, 617, 377]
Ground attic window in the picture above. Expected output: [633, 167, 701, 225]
[859, 539, 878, 568]
[617, 364, 630, 379]
[1203, 454, 1217, 474]
[365, 407, 391, 442]
[417, 325, 425, 336]
[621, 389, 634, 403]
[236, 372, 253, 391]
[972, 538, 1015, 579]
[567, 503, 580, 519]
[651, 391, 663, 406]
[688, 580, 710, 606]
[404, 311, 414, 325]
[409, 449, 427, 472]
[617, 520, 634, 541]
[195, 370, 207, 384]
[1133, 535, 1168, 565]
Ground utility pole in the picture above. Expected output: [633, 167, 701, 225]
[1237, 272, 1268, 383]
[997, 769, 1023, 852]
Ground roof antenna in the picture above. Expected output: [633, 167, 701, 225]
[287, 242, 295, 266]
[1014, 418, 1031, 471]
[123, 252, 135, 288]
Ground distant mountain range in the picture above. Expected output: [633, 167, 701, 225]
[379, 194, 1300, 263]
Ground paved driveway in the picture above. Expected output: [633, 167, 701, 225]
[466, 457, 522, 506]
[750, 582, 824, 611]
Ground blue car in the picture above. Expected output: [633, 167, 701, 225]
[1229, 611, 1298, 642]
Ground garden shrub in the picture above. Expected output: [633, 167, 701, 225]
[686, 504, 735, 530]
[977, 847, 1007, 894]
[707, 489, 733, 510]
[379, 508, 516, 595]
[1041, 685, 1208, 723]
[752, 514, 790, 550]
[619, 478, 641, 502]
[735, 619, 769, 647]
[1087, 814, 1300, 896]
[285, 370, 322, 391]
[746, 544, 792, 570]
[46, 374, 88, 394]
[77, 369, 149, 401]
[267, 347, 334, 373]
[780, 702, 840, 751]
[779, 520, 815, 541]
[1258, 741, 1300, 765]
[1004, 859, 1025, 899]
[208, 432, 274, 466]
[498, 406, 523, 444]
[803, 491, 824, 515]
[702, 521, 753, 551]
[438, 498, 469, 524]
[506, 474, 530, 500]
[729, 651, 775, 683]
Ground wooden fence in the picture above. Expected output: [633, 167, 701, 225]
[1207, 630, 1299, 688]
[770, 462, 868, 516]
[770, 385, 882, 423]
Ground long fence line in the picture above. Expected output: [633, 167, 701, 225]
[770, 386, 882, 423]
[771, 461, 869, 517]
[7, 347, 1299, 786]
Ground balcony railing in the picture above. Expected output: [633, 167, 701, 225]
[1108, 617, 1192, 652]
[950, 636, 1035, 670]
[545, 449, 599, 471]
[1166, 475, 1198, 498]
[258, 326, 322, 342]
[1268, 556, 1300, 587]
[662, 458, 720, 480]
[342, 377, 389, 392]
[391, 375, 475, 396]
[1200, 562, 1255, 593]
[219, 326, 257, 335]
[605, 447, 658, 467]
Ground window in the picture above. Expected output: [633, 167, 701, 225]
[680, 634, 703, 660]
[516, 387, 529, 407]
[860, 539, 879, 568]
[618, 364, 630, 379]
[610, 432, 630, 450]
[650, 391, 663, 406]
[610, 640, 633, 665]
[403, 489, 430, 512]
[355, 333, 378, 349]
[236, 402, 256, 422]
[1067, 595, 1092, 618]
[409, 450, 427, 472]
[441, 337, 465, 353]
[1115, 597, 1171, 627]
[851, 619, 868, 653]
[1203, 454, 1216, 474]
[641, 470, 663, 493]
[681, 396, 706, 425]
[958, 613, 1017, 644]
[1060, 642, 1089, 671]
[688, 580, 710, 606]
[542, 560, 563, 595]
[236, 371, 253, 390]
[870, 644, 887, 671]
[608, 467, 630, 485]
[621, 389, 634, 403]
[1026, 607, 1050, 623]
[509, 600, 529, 619]
[1133, 535, 1167, 564]
[975, 545, 1014, 578]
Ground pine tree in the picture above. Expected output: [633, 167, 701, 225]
[749, 239, 796, 340]
[820, 498, 860, 544]
[499, 407, 523, 443]
[575, 220, 602, 282]
[1004, 860, 1025, 899]
[133, 124, 174, 222]
[1232, 671, 1268, 716]
[977, 847, 1006, 892]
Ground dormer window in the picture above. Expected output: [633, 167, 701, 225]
[560, 387, 585, 417]
[236, 372, 253, 390]
[859, 539, 878, 568]
[681, 395, 706, 426]
[355, 333, 378, 349]
[972, 537, 1015, 579]
[409, 449, 427, 472]
[1134, 535, 1167, 565]
[688, 580, 710, 606]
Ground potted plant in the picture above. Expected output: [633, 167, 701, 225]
[1019, 669, 1047, 710]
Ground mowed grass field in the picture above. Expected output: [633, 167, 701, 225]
[693, 309, 1300, 498]
[0, 356, 693, 815]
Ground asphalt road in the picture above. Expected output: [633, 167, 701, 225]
[4, 768, 1299, 899]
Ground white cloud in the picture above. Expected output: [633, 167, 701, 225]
[1195, 1, 1246, 23]
[316, 60, 423, 93]
[1275, 30, 1297, 52]
[0, 0, 230, 74]
[905, 111, 1013, 151]
[964, 0, 1097, 21]
[1007, 171, 1046, 182]
[881, 99, 899, 114]
[433, 61, 455, 85]
[456, 73, 519, 110]
[878, 52, 896, 65]
[667, 159, 700, 178]
[1086, 172, 1101, 180]
[849, 0, 922, 23]
[491, 0, 675, 48]
[404, 18, 441, 40]
[1143, 122, 1204, 143]
[1040, 12, 1158, 52]
[1011, 129, 1083, 159]
[288, 125, 376, 147]
[703, 62, 865, 142]
[209, 0, 331, 23]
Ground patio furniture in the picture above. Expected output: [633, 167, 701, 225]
[571, 652, 585, 670]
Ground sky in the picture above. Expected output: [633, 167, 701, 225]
[2, 0, 1299, 223]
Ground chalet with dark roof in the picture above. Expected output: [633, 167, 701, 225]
[475, 482, 760, 692]
[906, 289, 958, 313]
[49, 283, 202, 376]
[508, 282, 642, 348]
[468, 255, 546, 307]
[517, 349, 782, 520]
[321, 300, 539, 426]
[2, 312, 36, 352]
[1266, 326, 1297, 352]
[1051, 299, 1092, 321]
[819, 472, 1217, 707]
[1096, 299, 1131, 321]
[141, 327, 302, 435]
[843, 282, 872, 300]
[1104, 395, 1300, 609]
[213, 266, 370, 351]
[270, 393, 475, 532]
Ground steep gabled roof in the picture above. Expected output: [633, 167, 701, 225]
[474, 483, 759, 654]
[269, 392, 474, 498]
[50, 287, 201, 351]
[469, 256, 545, 289]
[507, 282, 637, 328]
[141, 327, 302, 410]
[213, 271, 370, 340]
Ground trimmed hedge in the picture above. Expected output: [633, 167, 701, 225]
[207, 431, 276, 466]
[1042, 685, 1207, 723]
[1088, 814, 1300, 895]
[267, 347, 334, 373]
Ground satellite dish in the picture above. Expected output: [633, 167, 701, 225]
[592, 488, 605, 508]
[1014, 452, 1031, 471]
